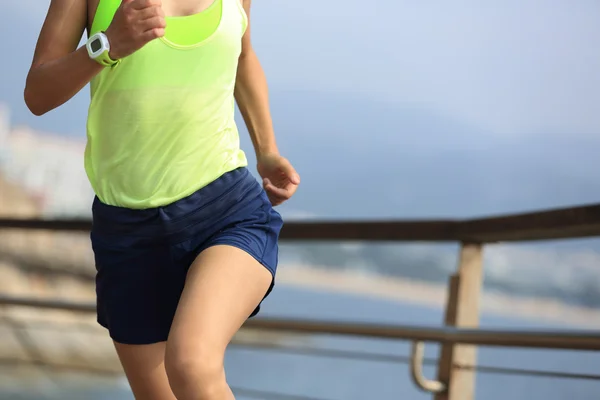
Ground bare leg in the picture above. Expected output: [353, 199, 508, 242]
[113, 341, 177, 400]
[164, 245, 273, 400]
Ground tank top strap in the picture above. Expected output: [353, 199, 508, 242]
[230, 0, 248, 34]
[90, 0, 121, 35]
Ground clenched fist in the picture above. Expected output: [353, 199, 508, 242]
[105, 0, 166, 60]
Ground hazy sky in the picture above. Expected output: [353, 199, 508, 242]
[3, 0, 600, 219]
[4, 0, 600, 139]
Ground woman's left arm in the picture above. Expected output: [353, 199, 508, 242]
[235, 0, 300, 206]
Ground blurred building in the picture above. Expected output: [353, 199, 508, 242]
[0, 103, 93, 217]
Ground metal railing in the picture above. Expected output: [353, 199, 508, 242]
[2, 296, 599, 351]
[2, 202, 600, 399]
[1, 294, 599, 400]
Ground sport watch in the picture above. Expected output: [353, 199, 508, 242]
[86, 32, 120, 68]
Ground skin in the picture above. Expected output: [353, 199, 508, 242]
[25, 0, 299, 398]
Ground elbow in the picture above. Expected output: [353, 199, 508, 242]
[25, 100, 46, 117]
[24, 85, 48, 117]
[24, 69, 49, 116]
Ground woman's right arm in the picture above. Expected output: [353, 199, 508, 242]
[24, 0, 103, 116]
[24, 0, 167, 116]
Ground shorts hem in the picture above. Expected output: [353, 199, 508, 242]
[201, 241, 277, 279]
[200, 241, 276, 318]
[97, 318, 169, 345]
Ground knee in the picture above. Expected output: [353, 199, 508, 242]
[164, 341, 226, 399]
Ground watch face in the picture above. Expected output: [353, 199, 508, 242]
[90, 38, 102, 53]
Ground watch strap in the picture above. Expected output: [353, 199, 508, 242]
[96, 50, 120, 68]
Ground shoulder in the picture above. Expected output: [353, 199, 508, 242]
[240, 0, 251, 13]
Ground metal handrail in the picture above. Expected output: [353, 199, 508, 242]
[2, 295, 599, 351]
[230, 340, 600, 381]
[5, 316, 599, 382]
[243, 319, 600, 351]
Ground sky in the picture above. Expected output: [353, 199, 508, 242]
[255, 0, 600, 138]
[1, 0, 599, 218]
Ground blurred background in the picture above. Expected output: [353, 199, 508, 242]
[1, 0, 600, 399]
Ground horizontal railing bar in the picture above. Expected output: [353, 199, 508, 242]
[0, 218, 92, 232]
[456, 363, 600, 381]
[231, 341, 600, 381]
[0, 356, 121, 376]
[243, 319, 600, 351]
[1, 202, 600, 242]
[231, 340, 415, 364]
[2, 295, 599, 351]
[4, 337, 599, 384]
[2, 319, 104, 334]
[3, 313, 599, 382]
[4, 313, 598, 381]
[0, 296, 97, 313]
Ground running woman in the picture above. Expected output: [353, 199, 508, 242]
[25, 0, 299, 398]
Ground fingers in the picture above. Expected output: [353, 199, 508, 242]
[140, 26, 166, 41]
[137, 5, 165, 21]
[127, 0, 165, 32]
[276, 157, 301, 185]
[107, 0, 165, 59]
[258, 155, 300, 206]
[265, 189, 286, 206]
[140, 16, 166, 33]
[263, 178, 297, 206]
[130, 2, 165, 38]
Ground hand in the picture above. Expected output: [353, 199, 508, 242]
[104, 0, 166, 60]
[257, 153, 300, 206]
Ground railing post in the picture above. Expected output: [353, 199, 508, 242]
[434, 242, 484, 400]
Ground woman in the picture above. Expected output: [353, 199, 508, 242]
[24, 0, 299, 398]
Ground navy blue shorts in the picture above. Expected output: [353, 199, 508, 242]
[90, 167, 283, 345]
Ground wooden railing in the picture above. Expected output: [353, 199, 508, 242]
[2, 202, 600, 399]
[3, 202, 600, 242]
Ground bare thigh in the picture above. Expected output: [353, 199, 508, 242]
[113, 341, 176, 400]
[170, 245, 272, 346]
[164, 245, 273, 398]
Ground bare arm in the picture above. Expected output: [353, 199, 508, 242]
[24, 0, 166, 116]
[234, 0, 278, 157]
[234, 0, 299, 205]
[24, 0, 102, 116]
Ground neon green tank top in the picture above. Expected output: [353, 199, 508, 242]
[85, 0, 248, 209]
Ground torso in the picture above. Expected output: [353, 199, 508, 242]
[84, 0, 249, 209]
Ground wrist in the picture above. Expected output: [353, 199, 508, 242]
[255, 140, 279, 158]
[102, 30, 120, 60]
[256, 148, 279, 160]
[86, 31, 120, 67]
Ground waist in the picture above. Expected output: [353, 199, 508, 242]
[91, 167, 262, 241]
[84, 146, 248, 209]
